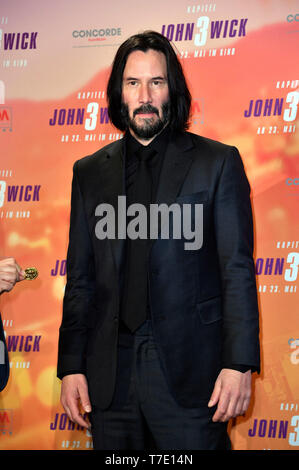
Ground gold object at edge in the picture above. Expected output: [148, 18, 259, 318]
[24, 267, 38, 280]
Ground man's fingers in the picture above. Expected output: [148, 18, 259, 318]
[0, 280, 14, 292]
[16, 263, 25, 281]
[0, 257, 16, 265]
[1, 266, 17, 277]
[68, 401, 90, 428]
[212, 387, 251, 422]
[234, 388, 251, 417]
[208, 379, 221, 408]
[0, 259, 24, 283]
[64, 404, 73, 423]
[241, 395, 251, 416]
[224, 393, 240, 421]
[62, 393, 90, 429]
[78, 381, 92, 413]
[60, 374, 91, 429]
[212, 390, 230, 422]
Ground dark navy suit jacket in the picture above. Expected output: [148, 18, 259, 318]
[57, 131, 260, 409]
[0, 315, 9, 392]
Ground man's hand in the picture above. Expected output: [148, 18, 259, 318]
[60, 373, 92, 428]
[208, 368, 252, 422]
[0, 257, 25, 293]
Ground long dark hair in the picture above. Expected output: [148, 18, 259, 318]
[107, 30, 191, 132]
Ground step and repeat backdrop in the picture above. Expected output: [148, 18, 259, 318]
[0, 0, 298, 451]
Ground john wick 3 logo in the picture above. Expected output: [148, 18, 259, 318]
[95, 196, 203, 251]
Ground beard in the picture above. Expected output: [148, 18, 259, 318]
[121, 101, 170, 140]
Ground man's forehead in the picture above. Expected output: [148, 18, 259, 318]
[123, 49, 167, 76]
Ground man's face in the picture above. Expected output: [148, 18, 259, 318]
[121, 49, 170, 142]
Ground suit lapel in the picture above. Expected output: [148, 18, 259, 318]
[155, 132, 195, 206]
[96, 139, 126, 279]
[97, 139, 125, 202]
[150, 132, 195, 249]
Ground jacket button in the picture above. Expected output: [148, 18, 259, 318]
[114, 317, 118, 322]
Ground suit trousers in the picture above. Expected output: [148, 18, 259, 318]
[89, 319, 231, 450]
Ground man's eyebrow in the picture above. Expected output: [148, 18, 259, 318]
[151, 76, 167, 80]
[123, 76, 139, 81]
[123, 76, 167, 81]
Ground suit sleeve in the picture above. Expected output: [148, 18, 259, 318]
[57, 161, 96, 379]
[0, 314, 9, 391]
[213, 147, 260, 372]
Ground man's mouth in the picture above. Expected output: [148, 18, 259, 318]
[136, 112, 156, 118]
[134, 106, 159, 118]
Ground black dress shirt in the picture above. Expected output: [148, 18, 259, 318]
[125, 126, 170, 206]
[119, 126, 171, 334]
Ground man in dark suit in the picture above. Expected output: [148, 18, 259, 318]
[0, 257, 25, 391]
[57, 31, 260, 450]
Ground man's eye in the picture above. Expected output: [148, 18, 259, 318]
[129, 81, 138, 86]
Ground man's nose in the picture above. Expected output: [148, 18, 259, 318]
[139, 83, 152, 103]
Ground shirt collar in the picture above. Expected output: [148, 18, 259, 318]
[125, 125, 171, 159]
